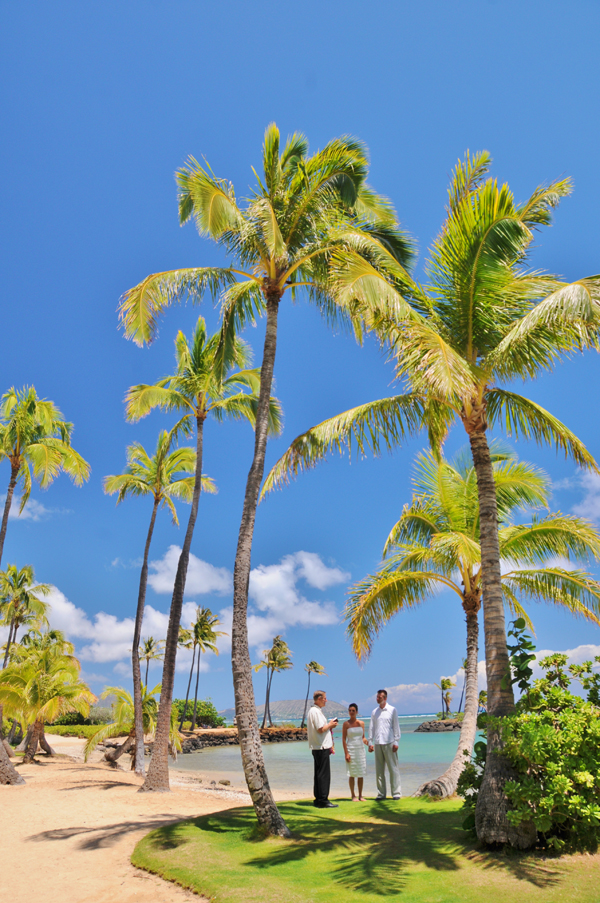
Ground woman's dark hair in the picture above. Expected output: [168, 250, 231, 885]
[348, 703, 358, 712]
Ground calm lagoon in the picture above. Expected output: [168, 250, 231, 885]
[171, 716, 470, 797]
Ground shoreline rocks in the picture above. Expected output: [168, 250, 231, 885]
[414, 719, 462, 733]
[145, 725, 308, 755]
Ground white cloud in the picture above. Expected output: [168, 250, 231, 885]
[571, 472, 600, 521]
[293, 551, 350, 590]
[148, 545, 232, 595]
[0, 494, 70, 522]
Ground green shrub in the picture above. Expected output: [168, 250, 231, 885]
[458, 619, 600, 852]
[52, 706, 113, 726]
[172, 698, 225, 728]
[45, 724, 105, 739]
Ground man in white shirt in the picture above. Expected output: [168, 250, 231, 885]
[368, 688, 401, 800]
[307, 690, 339, 808]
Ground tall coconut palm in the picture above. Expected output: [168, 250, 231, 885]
[126, 316, 282, 793]
[253, 636, 293, 728]
[0, 644, 95, 763]
[0, 386, 90, 567]
[263, 152, 600, 844]
[434, 678, 455, 715]
[178, 607, 225, 731]
[119, 124, 412, 835]
[83, 684, 181, 768]
[300, 661, 327, 728]
[105, 428, 215, 776]
[139, 636, 165, 686]
[346, 449, 600, 800]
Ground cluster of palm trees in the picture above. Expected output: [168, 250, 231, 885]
[119, 126, 600, 847]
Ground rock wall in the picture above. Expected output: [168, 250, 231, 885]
[145, 726, 308, 755]
[414, 719, 462, 733]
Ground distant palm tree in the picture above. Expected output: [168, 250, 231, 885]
[179, 607, 226, 731]
[0, 386, 90, 567]
[126, 316, 282, 793]
[345, 449, 600, 798]
[119, 124, 413, 837]
[457, 658, 468, 713]
[434, 678, 455, 715]
[105, 427, 214, 776]
[300, 661, 327, 728]
[254, 636, 293, 728]
[139, 636, 165, 686]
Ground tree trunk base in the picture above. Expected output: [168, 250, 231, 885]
[475, 736, 537, 849]
[415, 775, 456, 799]
[2, 738, 16, 758]
[0, 740, 24, 785]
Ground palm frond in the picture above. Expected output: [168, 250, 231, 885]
[502, 568, 600, 625]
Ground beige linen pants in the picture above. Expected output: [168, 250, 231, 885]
[374, 742, 401, 798]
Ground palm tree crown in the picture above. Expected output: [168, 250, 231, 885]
[0, 386, 90, 566]
[1, 564, 51, 668]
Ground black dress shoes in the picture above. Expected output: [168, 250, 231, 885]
[320, 801, 339, 808]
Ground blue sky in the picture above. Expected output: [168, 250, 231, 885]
[2, 1, 600, 714]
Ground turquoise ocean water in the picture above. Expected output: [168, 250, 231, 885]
[171, 716, 471, 797]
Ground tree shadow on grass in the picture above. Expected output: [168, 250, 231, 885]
[149, 802, 566, 898]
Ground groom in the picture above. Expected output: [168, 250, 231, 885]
[368, 689, 401, 800]
[307, 690, 339, 808]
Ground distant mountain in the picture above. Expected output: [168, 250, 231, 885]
[219, 698, 350, 722]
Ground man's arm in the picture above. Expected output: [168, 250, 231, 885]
[392, 708, 400, 747]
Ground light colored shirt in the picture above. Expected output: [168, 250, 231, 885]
[368, 703, 400, 745]
[307, 705, 333, 750]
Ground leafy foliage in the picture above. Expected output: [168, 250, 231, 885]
[172, 698, 225, 728]
[458, 630, 600, 852]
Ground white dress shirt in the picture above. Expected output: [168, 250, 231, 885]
[369, 702, 400, 745]
[307, 705, 333, 750]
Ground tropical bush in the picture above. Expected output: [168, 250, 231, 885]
[458, 621, 600, 851]
[45, 724, 104, 739]
[51, 707, 113, 726]
[173, 698, 224, 728]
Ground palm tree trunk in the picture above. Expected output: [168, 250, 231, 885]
[231, 295, 290, 837]
[0, 735, 24, 785]
[301, 672, 311, 729]
[132, 498, 160, 777]
[3, 617, 16, 668]
[0, 462, 19, 568]
[23, 719, 43, 764]
[142, 415, 205, 792]
[468, 424, 536, 848]
[39, 729, 55, 756]
[417, 594, 480, 798]
[145, 657, 150, 687]
[179, 645, 196, 731]
[267, 671, 275, 727]
[105, 731, 135, 763]
[261, 667, 271, 729]
[191, 649, 201, 730]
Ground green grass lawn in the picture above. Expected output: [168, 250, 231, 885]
[131, 798, 600, 903]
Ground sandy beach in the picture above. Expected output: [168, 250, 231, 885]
[2, 735, 266, 903]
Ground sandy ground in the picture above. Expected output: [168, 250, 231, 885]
[1, 734, 274, 903]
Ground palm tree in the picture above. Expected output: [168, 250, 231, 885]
[83, 684, 181, 768]
[119, 124, 412, 835]
[0, 564, 51, 668]
[0, 644, 95, 763]
[179, 607, 225, 731]
[345, 449, 600, 799]
[253, 636, 293, 728]
[457, 658, 468, 713]
[434, 678, 455, 715]
[126, 316, 282, 793]
[0, 386, 90, 567]
[300, 661, 327, 728]
[262, 152, 600, 844]
[139, 636, 165, 686]
[105, 428, 215, 776]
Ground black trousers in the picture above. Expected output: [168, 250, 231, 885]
[312, 748, 331, 805]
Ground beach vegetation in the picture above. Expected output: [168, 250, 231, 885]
[459, 628, 600, 852]
[300, 660, 327, 728]
[253, 636, 293, 728]
[173, 698, 225, 728]
[139, 636, 165, 686]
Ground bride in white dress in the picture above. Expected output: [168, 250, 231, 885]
[342, 704, 368, 801]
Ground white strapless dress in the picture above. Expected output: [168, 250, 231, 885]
[346, 726, 367, 777]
